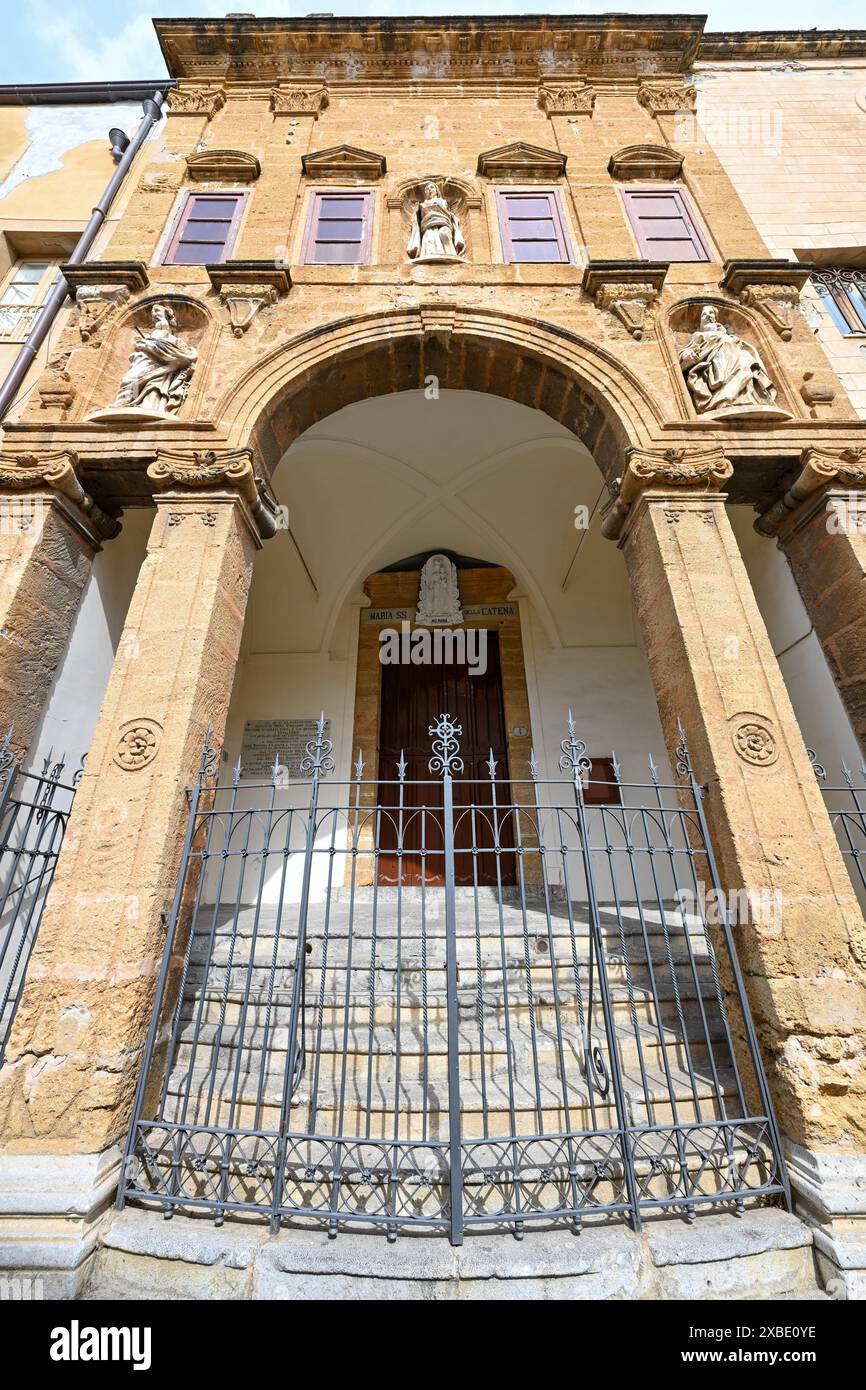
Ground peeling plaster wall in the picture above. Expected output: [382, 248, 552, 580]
[0, 103, 146, 205]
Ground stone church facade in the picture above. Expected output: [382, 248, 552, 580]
[1, 15, 866, 1299]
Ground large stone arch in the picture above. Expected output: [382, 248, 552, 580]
[211, 306, 664, 482]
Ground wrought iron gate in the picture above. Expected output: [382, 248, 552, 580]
[0, 731, 81, 1065]
[120, 713, 789, 1242]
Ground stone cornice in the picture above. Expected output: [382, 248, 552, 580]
[148, 448, 281, 541]
[697, 31, 866, 63]
[601, 446, 733, 541]
[155, 16, 705, 82]
[0, 450, 120, 547]
[60, 261, 150, 294]
[755, 446, 866, 537]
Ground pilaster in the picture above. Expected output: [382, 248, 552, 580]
[0, 451, 119, 757]
[756, 446, 866, 753]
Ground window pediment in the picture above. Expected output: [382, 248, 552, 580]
[477, 142, 567, 181]
[184, 149, 261, 182]
[608, 144, 684, 181]
[301, 145, 387, 180]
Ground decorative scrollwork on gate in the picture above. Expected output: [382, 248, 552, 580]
[428, 713, 464, 776]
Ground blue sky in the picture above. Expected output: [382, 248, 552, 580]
[0, 1, 862, 85]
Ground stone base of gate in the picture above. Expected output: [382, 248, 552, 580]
[79, 1207, 823, 1301]
[786, 1142, 866, 1300]
[0, 1146, 122, 1300]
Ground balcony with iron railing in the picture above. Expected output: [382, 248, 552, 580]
[0, 301, 45, 342]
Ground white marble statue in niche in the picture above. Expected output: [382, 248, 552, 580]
[678, 305, 784, 418]
[407, 182, 465, 264]
[416, 554, 463, 626]
[112, 303, 198, 417]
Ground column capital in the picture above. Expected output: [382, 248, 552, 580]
[148, 447, 281, 542]
[637, 78, 697, 116]
[755, 445, 866, 538]
[601, 445, 733, 541]
[269, 83, 329, 117]
[0, 449, 119, 547]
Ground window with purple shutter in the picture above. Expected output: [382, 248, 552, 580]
[621, 187, 710, 263]
[496, 189, 572, 264]
[302, 191, 374, 265]
[163, 193, 247, 266]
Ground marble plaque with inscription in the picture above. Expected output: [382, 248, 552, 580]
[240, 718, 330, 778]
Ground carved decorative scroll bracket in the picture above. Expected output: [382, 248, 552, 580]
[755, 446, 866, 537]
[583, 261, 668, 341]
[0, 450, 119, 546]
[148, 447, 282, 541]
[720, 259, 814, 340]
[205, 261, 291, 336]
[601, 446, 732, 541]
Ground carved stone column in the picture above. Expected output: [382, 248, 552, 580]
[0, 452, 119, 757]
[606, 445, 866, 1295]
[757, 446, 866, 756]
[0, 448, 278, 1294]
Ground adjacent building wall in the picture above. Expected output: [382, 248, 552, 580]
[699, 63, 866, 415]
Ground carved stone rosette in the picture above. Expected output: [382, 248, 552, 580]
[537, 82, 597, 116]
[601, 446, 733, 541]
[637, 80, 697, 116]
[148, 448, 282, 542]
[0, 450, 119, 546]
[755, 445, 866, 537]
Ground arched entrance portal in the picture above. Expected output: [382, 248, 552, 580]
[117, 388, 788, 1242]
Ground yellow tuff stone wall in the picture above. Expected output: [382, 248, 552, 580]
[699, 65, 866, 416]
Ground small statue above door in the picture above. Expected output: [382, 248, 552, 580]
[416, 554, 464, 625]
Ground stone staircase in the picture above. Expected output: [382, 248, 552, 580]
[155, 888, 775, 1214]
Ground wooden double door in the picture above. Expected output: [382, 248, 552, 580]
[377, 632, 515, 886]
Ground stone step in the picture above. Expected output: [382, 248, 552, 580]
[91, 1208, 818, 1301]
[183, 957, 720, 1001]
[161, 1057, 740, 1138]
[179, 984, 724, 1031]
[173, 1016, 726, 1080]
[197, 901, 711, 941]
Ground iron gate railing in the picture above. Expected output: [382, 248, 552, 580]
[0, 731, 81, 1065]
[120, 713, 789, 1243]
[811, 748, 866, 904]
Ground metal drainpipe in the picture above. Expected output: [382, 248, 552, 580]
[0, 89, 168, 423]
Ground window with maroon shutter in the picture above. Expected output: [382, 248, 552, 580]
[496, 189, 572, 264]
[302, 191, 373, 265]
[621, 187, 710, 263]
[163, 193, 247, 266]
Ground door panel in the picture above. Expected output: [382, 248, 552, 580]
[377, 633, 514, 885]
